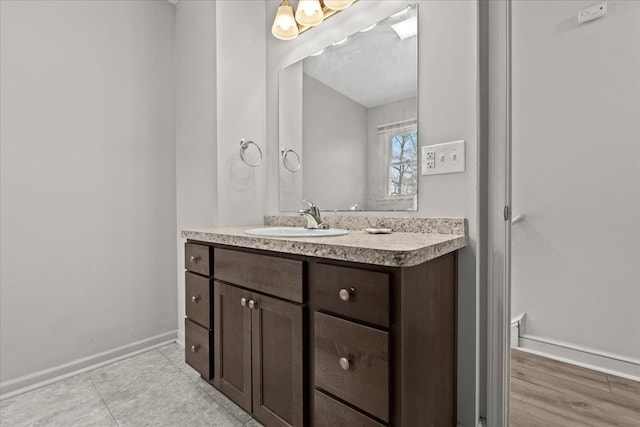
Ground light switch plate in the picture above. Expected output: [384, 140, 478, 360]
[421, 140, 465, 175]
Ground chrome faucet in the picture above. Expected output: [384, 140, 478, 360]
[298, 199, 329, 229]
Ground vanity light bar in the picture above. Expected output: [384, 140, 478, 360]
[272, 0, 360, 40]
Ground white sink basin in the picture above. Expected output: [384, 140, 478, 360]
[244, 227, 349, 238]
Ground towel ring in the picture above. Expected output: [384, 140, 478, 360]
[281, 147, 301, 173]
[240, 139, 262, 167]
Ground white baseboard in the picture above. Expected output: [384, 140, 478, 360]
[177, 328, 185, 347]
[518, 334, 640, 381]
[0, 330, 178, 401]
[510, 313, 525, 349]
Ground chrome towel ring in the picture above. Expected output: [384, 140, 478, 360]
[239, 139, 262, 167]
[281, 147, 301, 173]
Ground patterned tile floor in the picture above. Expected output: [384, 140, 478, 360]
[0, 343, 262, 427]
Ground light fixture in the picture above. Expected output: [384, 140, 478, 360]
[391, 15, 417, 40]
[295, 0, 323, 27]
[271, 0, 359, 41]
[324, 0, 355, 11]
[332, 37, 348, 46]
[272, 0, 299, 41]
[359, 23, 376, 32]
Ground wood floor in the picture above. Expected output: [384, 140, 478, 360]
[510, 349, 640, 427]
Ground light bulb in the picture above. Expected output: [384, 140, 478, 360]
[272, 1, 299, 40]
[301, 2, 317, 15]
[324, 0, 355, 11]
[296, 0, 323, 27]
[278, 18, 293, 31]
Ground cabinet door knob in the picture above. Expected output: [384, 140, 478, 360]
[240, 298, 247, 307]
[191, 295, 201, 303]
[248, 300, 257, 310]
[191, 344, 201, 353]
[338, 288, 354, 302]
[339, 357, 350, 370]
[190, 255, 201, 263]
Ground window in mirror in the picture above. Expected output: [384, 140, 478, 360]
[388, 127, 418, 196]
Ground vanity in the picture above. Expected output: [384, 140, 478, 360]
[181, 5, 467, 424]
[182, 216, 466, 427]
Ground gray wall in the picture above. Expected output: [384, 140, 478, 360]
[0, 0, 177, 389]
[266, 1, 479, 424]
[174, 0, 266, 343]
[175, 0, 218, 344]
[511, 0, 640, 360]
[215, 0, 266, 228]
[303, 74, 368, 210]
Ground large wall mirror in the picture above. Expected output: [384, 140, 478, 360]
[279, 4, 418, 212]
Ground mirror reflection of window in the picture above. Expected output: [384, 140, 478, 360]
[377, 118, 417, 200]
[388, 128, 417, 196]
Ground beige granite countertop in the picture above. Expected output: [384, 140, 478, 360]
[181, 226, 467, 268]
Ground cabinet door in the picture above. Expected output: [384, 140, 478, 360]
[251, 293, 303, 427]
[214, 281, 252, 412]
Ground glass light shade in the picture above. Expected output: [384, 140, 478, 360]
[323, 0, 355, 11]
[272, 2, 299, 40]
[295, 0, 323, 27]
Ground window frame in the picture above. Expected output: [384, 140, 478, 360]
[379, 119, 418, 198]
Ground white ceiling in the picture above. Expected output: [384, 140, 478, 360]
[302, 6, 417, 108]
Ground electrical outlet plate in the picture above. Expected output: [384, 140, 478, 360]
[421, 140, 465, 175]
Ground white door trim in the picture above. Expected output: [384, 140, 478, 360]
[484, 0, 512, 425]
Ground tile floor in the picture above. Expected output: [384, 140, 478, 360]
[0, 343, 262, 427]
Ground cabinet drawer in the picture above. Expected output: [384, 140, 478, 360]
[314, 390, 385, 427]
[185, 243, 212, 276]
[185, 318, 213, 380]
[314, 312, 389, 422]
[185, 272, 212, 328]
[311, 263, 389, 328]
[214, 248, 303, 303]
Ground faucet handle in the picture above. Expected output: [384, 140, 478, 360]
[302, 199, 317, 209]
[299, 199, 328, 229]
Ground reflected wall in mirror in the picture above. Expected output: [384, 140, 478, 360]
[279, 4, 418, 212]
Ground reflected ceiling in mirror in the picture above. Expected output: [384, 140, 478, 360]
[279, 4, 418, 212]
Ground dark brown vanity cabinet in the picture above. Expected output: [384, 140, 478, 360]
[214, 282, 303, 427]
[213, 248, 304, 427]
[309, 255, 457, 427]
[184, 241, 457, 427]
[184, 244, 214, 381]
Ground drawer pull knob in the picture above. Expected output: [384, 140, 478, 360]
[339, 357, 350, 370]
[191, 295, 201, 303]
[190, 255, 201, 263]
[248, 300, 257, 310]
[338, 288, 355, 302]
[240, 298, 247, 307]
[191, 344, 201, 353]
